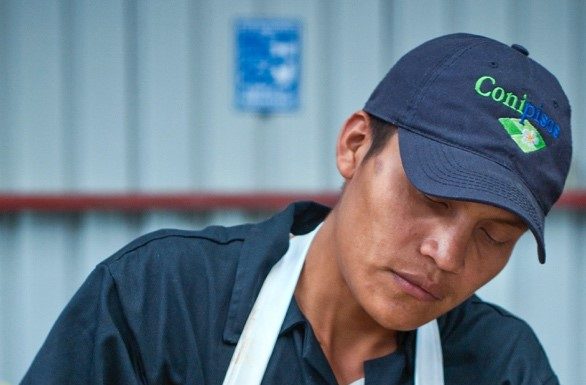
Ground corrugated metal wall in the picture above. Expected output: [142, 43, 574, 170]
[1, 1, 585, 383]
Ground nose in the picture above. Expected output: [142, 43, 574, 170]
[419, 224, 470, 273]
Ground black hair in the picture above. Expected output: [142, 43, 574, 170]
[363, 113, 397, 161]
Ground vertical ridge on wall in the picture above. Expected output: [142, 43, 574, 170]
[0, 0, 12, 191]
[136, 0, 192, 191]
[377, 0, 395, 76]
[316, 0, 341, 188]
[567, 0, 586, 186]
[60, 0, 78, 191]
[0, 214, 16, 381]
[187, 0, 210, 190]
[572, 213, 586, 382]
[519, 212, 574, 381]
[125, 0, 140, 190]
[205, 1, 258, 191]
[13, 0, 65, 191]
[451, 0, 509, 41]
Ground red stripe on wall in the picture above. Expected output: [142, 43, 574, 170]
[0, 192, 340, 213]
[0, 190, 584, 213]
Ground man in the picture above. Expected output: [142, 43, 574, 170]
[22, 33, 571, 384]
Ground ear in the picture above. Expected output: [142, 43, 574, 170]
[336, 110, 373, 180]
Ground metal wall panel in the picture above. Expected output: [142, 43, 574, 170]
[0, 0, 584, 383]
[7, 1, 65, 191]
[72, 0, 130, 191]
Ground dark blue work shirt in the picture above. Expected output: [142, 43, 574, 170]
[21, 202, 559, 385]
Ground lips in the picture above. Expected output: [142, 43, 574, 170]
[391, 270, 445, 301]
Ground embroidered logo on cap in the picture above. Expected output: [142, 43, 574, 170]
[498, 118, 546, 153]
[474, 75, 561, 152]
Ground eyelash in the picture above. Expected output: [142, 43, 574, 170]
[424, 194, 449, 209]
[481, 228, 506, 245]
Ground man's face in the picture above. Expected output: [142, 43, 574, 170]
[331, 119, 527, 331]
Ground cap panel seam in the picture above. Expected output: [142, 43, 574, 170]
[404, 39, 489, 126]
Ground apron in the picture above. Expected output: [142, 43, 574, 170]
[222, 224, 444, 385]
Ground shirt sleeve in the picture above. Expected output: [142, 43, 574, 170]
[20, 264, 146, 385]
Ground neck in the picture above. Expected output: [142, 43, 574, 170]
[294, 218, 399, 384]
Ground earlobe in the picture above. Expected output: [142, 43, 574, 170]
[336, 111, 372, 180]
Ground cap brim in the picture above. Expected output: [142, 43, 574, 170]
[398, 128, 546, 263]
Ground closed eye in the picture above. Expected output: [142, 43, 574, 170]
[480, 228, 507, 245]
[423, 193, 449, 209]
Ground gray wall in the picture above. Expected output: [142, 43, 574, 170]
[1, 1, 585, 383]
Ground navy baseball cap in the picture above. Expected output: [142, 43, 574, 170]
[364, 33, 572, 263]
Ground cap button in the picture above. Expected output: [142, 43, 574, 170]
[511, 43, 529, 56]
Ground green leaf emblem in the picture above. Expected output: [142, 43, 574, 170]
[498, 118, 546, 153]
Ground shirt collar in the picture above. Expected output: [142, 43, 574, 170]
[279, 297, 307, 336]
[222, 201, 331, 344]
[280, 295, 418, 381]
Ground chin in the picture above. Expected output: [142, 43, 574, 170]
[380, 317, 431, 332]
[368, 303, 440, 332]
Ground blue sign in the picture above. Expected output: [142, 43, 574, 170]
[235, 18, 301, 113]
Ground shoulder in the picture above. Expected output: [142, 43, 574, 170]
[441, 294, 538, 341]
[439, 295, 558, 384]
[93, 224, 255, 318]
[100, 224, 251, 275]
[105, 224, 250, 262]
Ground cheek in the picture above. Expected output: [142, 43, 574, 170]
[334, 225, 396, 294]
[335, 223, 417, 306]
[368, 216, 423, 266]
[458, 257, 510, 298]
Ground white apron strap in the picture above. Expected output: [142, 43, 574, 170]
[222, 223, 445, 385]
[415, 319, 444, 385]
[222, 225, 321, 385]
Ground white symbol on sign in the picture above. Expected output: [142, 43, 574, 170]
[271, 65, 295, 86]
[269, 42, 298, 87]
